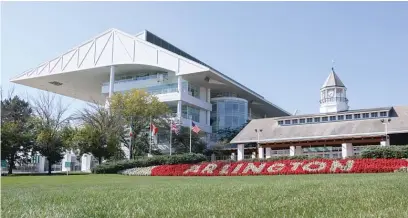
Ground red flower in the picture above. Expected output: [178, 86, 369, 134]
[150, 159, 408, 176]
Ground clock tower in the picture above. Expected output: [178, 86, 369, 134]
[319, 67, 349, 113]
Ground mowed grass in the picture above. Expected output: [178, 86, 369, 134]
[2, 174, 408, 218]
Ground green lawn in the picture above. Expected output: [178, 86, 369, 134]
[2, 174, 408, 218]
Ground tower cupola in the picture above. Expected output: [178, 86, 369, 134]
[319, 67, 349, 113]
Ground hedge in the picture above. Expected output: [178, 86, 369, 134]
[361, 145, 408, 159]
[93, 153, 207, 174]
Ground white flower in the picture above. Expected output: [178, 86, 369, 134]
[119, 166, 157, 176]
[302, 161, 326, 172]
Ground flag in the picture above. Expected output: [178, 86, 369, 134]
[191, 122, 201, 134]
[171, 122, 180, 135]
[150, 123, 158, 136]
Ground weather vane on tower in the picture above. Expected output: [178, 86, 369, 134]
[332, 59, 335, 71]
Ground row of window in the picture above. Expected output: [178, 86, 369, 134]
[146, 31, 209, 69]
[278, 111, 388, 125]
[115, 72, 168, 82]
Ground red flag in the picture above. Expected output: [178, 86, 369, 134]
[151, 123, 158, 136]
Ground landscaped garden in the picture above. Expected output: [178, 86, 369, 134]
[2, 88, 408, 217]
[92, 146, 408, 176]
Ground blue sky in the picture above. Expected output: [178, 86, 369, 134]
[2, 2, 408, 115]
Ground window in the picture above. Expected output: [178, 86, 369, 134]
[371, 112, 378, 118]
[330, 116, 336, 121]
[362, 113, 369, 118]
[188, 84, 200, 98]
[314, 117, 321, 122]
[322, 117, 328, 122]
[300, 118, 306, 124]
[182, 105, 200, 122]
[380, 111, 387, 117]
[292, 119, 298, 124]
[338, 115, 344, 120]
[278, 121, 284, 125]
[285, 120, 291, 125]
[307, 118, 313, 123]
[346, 115, 352, 120]
[354, 114, 361, 119]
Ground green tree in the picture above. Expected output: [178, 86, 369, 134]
[110, 89, 170, 158]
[31, 92, 71, 174]
[74, 103, 124, 164]
[170, 126, 207, 154]
[215, 120, 250, 144]
[1, 94, 34, 174]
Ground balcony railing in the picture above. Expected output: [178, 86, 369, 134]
[148, 87, 178, 95]
[102, 74, 168, 86]
[320, 97, 349, 104]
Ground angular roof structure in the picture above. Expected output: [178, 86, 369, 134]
[230, 105, 408, 144]
[321, 68, 346, 89]
[9, 28, 290, 117]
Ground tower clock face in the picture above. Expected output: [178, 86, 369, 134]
[328, 90, 334, 97]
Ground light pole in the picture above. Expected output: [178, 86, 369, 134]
[380, 118, 391, 146]
[255, 128, 263, 157]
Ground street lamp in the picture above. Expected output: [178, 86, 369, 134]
[255, 129, 263, 159]
[380, 118, 391, 146]
[255, 128, 263, 147]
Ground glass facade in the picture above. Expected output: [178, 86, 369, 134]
[104, 71, 201, 99]
[182, 105, 200, 122]
[102, 72, 169, 86]
[211, 97, 248, 133]
[146, 83, 178, 95]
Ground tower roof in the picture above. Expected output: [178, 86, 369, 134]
[321, 68, 345, 89]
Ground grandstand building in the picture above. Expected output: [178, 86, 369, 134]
[10, 28, 290, 172]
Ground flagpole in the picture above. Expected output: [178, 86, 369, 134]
[149, 116, 152, 155]
[169, 120, 172, 156]
[189, 117, 192, 153]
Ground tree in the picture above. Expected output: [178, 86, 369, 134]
[170, 126, 207, 154]
[1, 94, 34, 174]
[74, 103, 124, 164]
[215, 120, 250, 144]
[31, 92, 71, 174]
[109, 89, 170, 158]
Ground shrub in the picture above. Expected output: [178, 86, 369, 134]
[361, 145, 408, 159]
[93, 153, 207, 174]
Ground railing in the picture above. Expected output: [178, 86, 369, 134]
[102, 74, 168, 86]
[148, 87, 178, 95]
[320, 97, 348, 104]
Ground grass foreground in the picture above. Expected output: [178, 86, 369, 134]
[2, 174, 408, 218]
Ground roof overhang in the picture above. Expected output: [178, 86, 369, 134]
[232, 130, 408, 144]
[10, 28, 290, 117]
[11, 64, 173, 104]
[9, 28, 210, 104]
[180, 69, 290, 117]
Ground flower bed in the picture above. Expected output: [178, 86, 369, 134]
[116, 159, 407, 176]
[118, 159, 408, 176]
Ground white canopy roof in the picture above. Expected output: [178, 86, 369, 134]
[10, 28, 290, 116]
